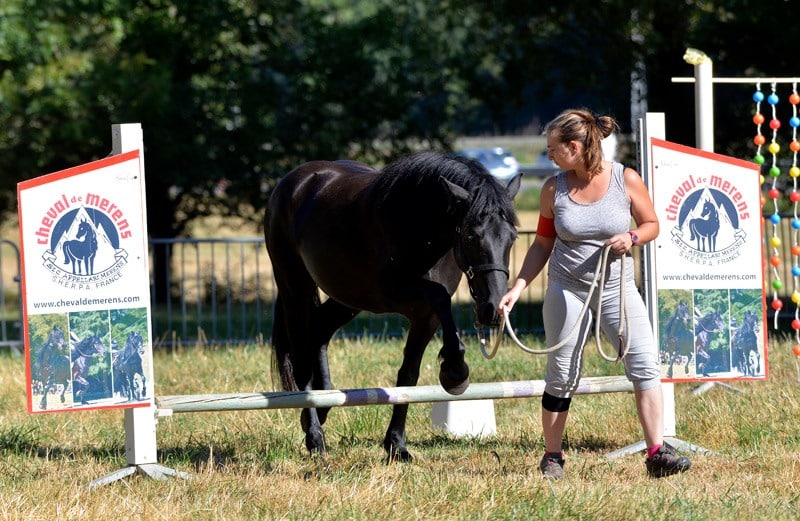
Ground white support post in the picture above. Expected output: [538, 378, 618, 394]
[606, 113, 712, 459]
[89, 124, 189, 489]
[684, 48, 715, 152]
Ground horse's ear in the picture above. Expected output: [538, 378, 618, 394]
[439, 177, 471, 206]
[505, 173, 522, 199]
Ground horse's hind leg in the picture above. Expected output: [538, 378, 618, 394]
[272, 271, 332, 454]
[307, 299, 359, 427]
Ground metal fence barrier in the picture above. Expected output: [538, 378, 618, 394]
[0, 239, 23, 354]
[147, 232, 548, 347]
[0, 219, 794, 349]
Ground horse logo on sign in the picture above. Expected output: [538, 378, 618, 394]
[38, 200, 131, 291]
[666, 177, 750, 267]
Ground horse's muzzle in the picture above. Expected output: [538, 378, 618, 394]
[475, 301, 501, 327]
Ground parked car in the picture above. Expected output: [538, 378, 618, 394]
[454, 147, 520, 182]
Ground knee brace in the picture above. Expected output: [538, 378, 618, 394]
[542, 391, 572, 413]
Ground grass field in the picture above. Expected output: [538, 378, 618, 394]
[1, 332, 800, 520]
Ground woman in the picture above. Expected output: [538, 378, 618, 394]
[498, 108, 691, 479]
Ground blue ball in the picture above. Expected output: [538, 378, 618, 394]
[793, 218, 800, 229]
[772, 213, 783, 224]
[791, 116, 800, 128]
[769, 93, 780, 105]
[753, 91, 765, 103]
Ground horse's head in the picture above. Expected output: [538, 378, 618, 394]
[127, 331, 145, 355]
[699, 311, 724, 333]
[83, 335, 106, 357]
[76, 220, 90, 238]
[676, 301, 691, 324]
[444, 171, 521, 326]
[49, 325, 66, 349]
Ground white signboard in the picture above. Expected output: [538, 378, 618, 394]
[651, 138, 767, 382]
[18, 150, 154, 413]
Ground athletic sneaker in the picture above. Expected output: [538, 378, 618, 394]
[539, 452, 565, 479]
[645, 445, 692, 478]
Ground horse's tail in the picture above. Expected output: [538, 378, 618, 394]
[271, 293, 298, 391]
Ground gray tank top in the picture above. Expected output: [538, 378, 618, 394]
[548, 161, 635, 290]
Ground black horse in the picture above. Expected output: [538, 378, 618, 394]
[71, 334, 106, 404]
[265, 151, 520, 461]
[662, 301, 693, 378]
[695, 310, 725, 376]
[113, 331, 147, 401]
[36, 325, 70, 410]
[732, 310, 760, 376]
[63, 220, 98, 275]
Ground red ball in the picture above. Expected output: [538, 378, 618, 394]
[792, 319, 800, 330]
[794, 344, 800, 356]
[772, 298, 784, 311]
[791, 191, 800, 202]
[769, 188, 781, 199]
[770, 119, 781, 130]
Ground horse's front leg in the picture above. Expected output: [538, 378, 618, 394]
[383, 313, 439, 462]
[39, 380, 50, 410]
[420, 280, 469, 395]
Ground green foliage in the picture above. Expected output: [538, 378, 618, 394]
[3, 0, 799, 240]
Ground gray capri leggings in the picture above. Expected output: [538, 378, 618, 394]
[542, 275, 662, 398]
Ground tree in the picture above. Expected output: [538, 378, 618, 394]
[3, 0, 798, 239]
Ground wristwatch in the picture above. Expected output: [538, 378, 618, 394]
[629, 231, 639, 246]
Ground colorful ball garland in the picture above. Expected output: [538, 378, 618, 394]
[755, 82, 800, 359]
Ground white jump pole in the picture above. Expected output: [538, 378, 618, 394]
[157, 376, 634, 414]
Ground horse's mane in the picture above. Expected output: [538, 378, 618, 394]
[375, 151, 518, 227]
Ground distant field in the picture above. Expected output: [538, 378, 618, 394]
[455, 135, 547, 164]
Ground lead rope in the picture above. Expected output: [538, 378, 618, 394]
[479, 244, 631, 362]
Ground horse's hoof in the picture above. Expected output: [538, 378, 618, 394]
[439, 359, 470, 395]
[440, 374, 470, 395]
[305, 429, 326, 455]
[384, 441, 413, 463]
[387, 448, 413, 463]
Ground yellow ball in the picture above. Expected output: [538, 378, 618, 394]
[792, 291, 800, 304]
[791, 166, 800, 178]
[769, 142, 781, 155]
[771, 236, 782, 247]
